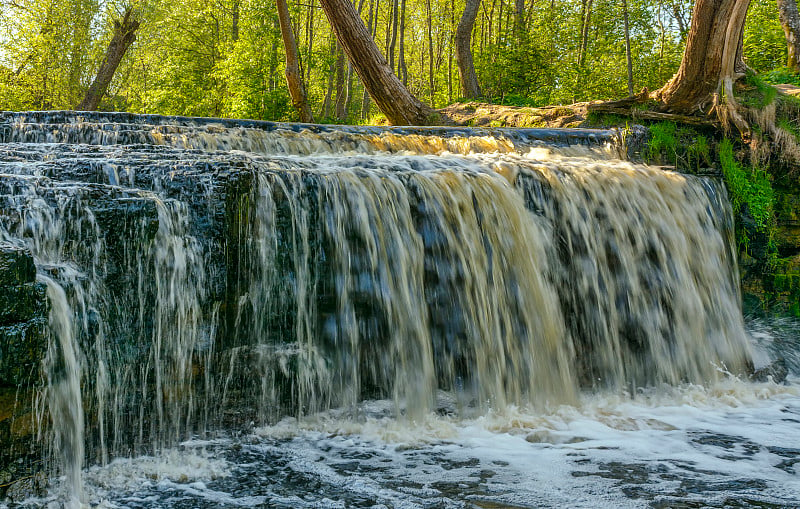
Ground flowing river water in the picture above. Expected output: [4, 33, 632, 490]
[0, 112, 797, 508]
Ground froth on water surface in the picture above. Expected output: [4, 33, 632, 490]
[0, 112, 794, 507]
[16, 369, 800, 508]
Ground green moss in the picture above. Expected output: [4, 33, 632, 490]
[739, 72, 779, 108]
[719, 138, 775, 233]
[551, 107, 575, 117]
[766, 256, 800, 316]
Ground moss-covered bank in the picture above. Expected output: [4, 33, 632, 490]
[636, 113, 800, 317]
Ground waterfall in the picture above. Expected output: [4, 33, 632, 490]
[0, 112, 753, 503]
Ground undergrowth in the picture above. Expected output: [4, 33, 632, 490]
[585, 112, 628, 127]
[644, 121, 711, 171]
[763, 67, 800, 87]
[718, 138, 775, 236]
[740, 72, 778, 109]
[646, 121, 678, 164]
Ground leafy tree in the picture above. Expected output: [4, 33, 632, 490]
[744, 0, 787, 73]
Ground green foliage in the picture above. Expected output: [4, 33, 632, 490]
[585, 112, 628, 127]
[740, 72, 779, 109]
[744, 0, 788, 73]
[0, 0, 693, 122]
[778, 116, 800, 142]
[687, 135, 710, 170]
[498, 95, 543, 108]
[763, 67, 800, 86]
[0, 0, 99, 110]
[769, 258, 800, 317]
[718, 138, 775, 232]
[645, 121, 678, 164]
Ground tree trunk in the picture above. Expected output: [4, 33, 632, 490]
[361, 0, 377, 120]
[456, 0, 482, 98]
[276, 0, 314, 123]
[318, 0, 439, 125]
[269, 17, 280, 91]
[321, 40, 336, 119]
[305, 4, 315, 83]
[335, 47, 347, 120]
[672, 0, 688, 39]
[777, 0, 800, 72]
[623, 0, 634, 95]
[389, 0, 399, 70]
[76, 9, 140, 111]
[426, 0, 435, 104]
[232, 0, 240, 42]
[448, 0, 454, 103]
[578, 0, 593, 68]
[514, 0, 525, 36]
[654, 0, 750, 119]
[399, 0, 408, 85]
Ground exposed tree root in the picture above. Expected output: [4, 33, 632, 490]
[587, 102, 718, 127]
[589, 81, 800, 173]
[745, 97, 800, 171]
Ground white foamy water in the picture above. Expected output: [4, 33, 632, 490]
[10, 373, 798, 508]
[1, 113, 797, 508]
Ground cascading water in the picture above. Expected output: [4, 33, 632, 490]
[0, 111, 795, 508]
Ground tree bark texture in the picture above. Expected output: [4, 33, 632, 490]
[76, 9, 140, 111]
[654, 0, 750, 117]
[778, 0, 800, 71]
[399, 0, 408, 85]
[578, 0, 593, 67]
[456, 0, 482, 99]
[623, 0, 634, 95]
[361, 0, 377, 119]
[389, 0, 399, 70]
[514, 0, 525, 36]
[426, 0, 434, 104]
[276, 0, 314, 122]
[318, 0, 438, 125]
[232, 0, 240, 42]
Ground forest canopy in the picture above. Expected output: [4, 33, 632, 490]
[0, 0, 794, 123]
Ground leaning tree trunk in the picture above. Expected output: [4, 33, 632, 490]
[653, 0, 750, 124]
[778, 0, 800, 72]
[77, 9, 140, 111]
[455, 0, 482, 99]
[277, 0, 314, 122]
[318, 0, 439, 125]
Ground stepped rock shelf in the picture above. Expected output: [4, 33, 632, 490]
[0, 112, 755, 504]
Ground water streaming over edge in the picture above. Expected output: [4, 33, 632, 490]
[0, 112, 778, 507]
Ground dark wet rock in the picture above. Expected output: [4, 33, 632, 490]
[750, 358, 789, 384]
[0, 387, 43, 501]
[0, 242, 36, 286]
[0, 282, 46, 326]
[0, 243, 48, 388]
[2, 471, 47, 502]
[0, 318, 47, 386]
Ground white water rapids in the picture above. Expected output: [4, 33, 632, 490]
[0, 112, 795, 508]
